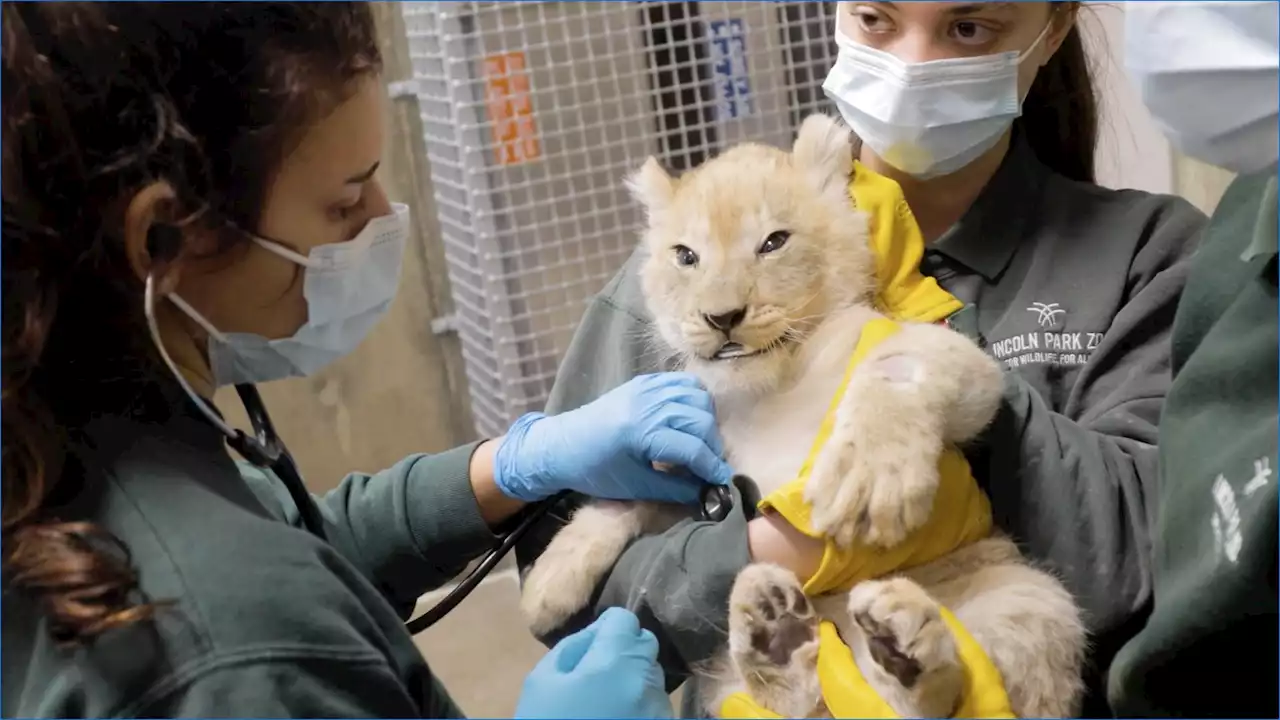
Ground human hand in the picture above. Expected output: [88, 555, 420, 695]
[494, 372, 733, 503]
[515, 607, 672, 719]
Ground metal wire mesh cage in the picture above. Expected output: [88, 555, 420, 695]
[402, 1, 839, 437]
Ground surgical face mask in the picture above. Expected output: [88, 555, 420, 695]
[823, 21, 1052, 179]
[166, 203, 410, 387]
[1125, 1, 1279, 175]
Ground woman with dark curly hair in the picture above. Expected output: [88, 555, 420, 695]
[1, 3, 734, 717]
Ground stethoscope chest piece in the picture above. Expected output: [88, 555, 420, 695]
[700, 474, 761, 522]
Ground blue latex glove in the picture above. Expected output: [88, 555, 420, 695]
[494, 372, 733, 504]
[515, 607, 672, 719]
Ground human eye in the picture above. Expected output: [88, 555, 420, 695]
[329, 193, 367, 223]
[851, 4, 895, 35]
[948, 19, 999, 47]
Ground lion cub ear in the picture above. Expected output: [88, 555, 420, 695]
[626, 156, 676, 218]
[791, 113, 854, 198]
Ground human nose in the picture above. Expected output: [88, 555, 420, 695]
[365, 179, 393, 218]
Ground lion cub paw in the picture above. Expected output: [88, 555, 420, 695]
[729, 564, 818, 670]
[727, 564, 823, 717]
[848, 578, 963, 717]
[804, 412, 941, 549]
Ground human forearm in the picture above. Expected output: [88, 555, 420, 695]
[316, 443, 500, 614]
[747, 511, 823, 582]
[468, 437, 527, 528]
[983, 372, 1159, 637]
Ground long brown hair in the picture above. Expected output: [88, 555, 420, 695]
[1021, 2, 1100, 183]
[2, 2, 382, 646]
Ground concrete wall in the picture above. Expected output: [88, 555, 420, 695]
[1083, 1, 1234, 212]
[1082, 2, 1174, 195]
[213, 2, 475, 494]
[1173, 153, 1237, 214]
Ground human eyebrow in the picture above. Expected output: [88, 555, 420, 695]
[947, 2, 1015, 16]
[344, 161, 380, 185]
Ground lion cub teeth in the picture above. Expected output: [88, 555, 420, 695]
[714, 342, 750, 360]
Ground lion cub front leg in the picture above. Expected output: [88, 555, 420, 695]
[521, 501, 664, 637]
[806, 322, 1003, 548]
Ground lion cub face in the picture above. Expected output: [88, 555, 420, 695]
[631, 114, 876, 394]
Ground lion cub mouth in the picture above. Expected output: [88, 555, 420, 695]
[710, 339, 789, 361]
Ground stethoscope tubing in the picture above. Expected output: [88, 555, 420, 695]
[234, 383, 748, 634]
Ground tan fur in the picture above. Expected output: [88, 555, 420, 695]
[521, 114, 1086, 718]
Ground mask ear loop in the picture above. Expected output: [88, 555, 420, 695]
[252, 236, 315, 268]
[1018, 17, 1056, 64]
[143, 226, 328, 541]
[143, 267, 281, 467]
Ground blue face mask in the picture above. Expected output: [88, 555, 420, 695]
[169, 203, 410, 387]
[823, 21, 1051, 179]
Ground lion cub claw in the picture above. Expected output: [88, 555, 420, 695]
[804, 402, 942, 549]
[847, 578, 964, 718]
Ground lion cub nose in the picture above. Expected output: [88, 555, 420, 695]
[703, 307, 747, 333]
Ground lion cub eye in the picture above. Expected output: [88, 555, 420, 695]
[758, 230, 792, 255]
[673, 244, 700, 268]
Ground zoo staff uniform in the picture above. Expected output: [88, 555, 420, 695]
[3, 381, 485, 718]
[515, 132, 1207, 716]
[1108, 171, 1279, 718]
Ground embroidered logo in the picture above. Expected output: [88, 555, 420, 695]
[1211, 457, 1274, 565]
[1211, 474, 1243, 564]
[1244, 457, 1272, 497]
[1027, 302, 1066, 329]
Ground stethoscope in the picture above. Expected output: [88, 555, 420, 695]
[146, 272, 751, 633]
[144, 267, 754, 634]
[231, 383, 756, 634]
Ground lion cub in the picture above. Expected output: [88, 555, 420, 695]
[520, 114, 1085, 718]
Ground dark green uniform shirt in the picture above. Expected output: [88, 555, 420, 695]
[1108, 170, 1279, 718]
[3, 383, 490, 717]
[516, 132, 1208, 716]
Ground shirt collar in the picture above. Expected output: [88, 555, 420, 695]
[932, 131, 1049, 282]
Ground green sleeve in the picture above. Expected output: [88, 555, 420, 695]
[241, 442, 497, 617]
[128, 654, 463, 718]
[1107, 172, 1278, 718]
[515, 252, 751, 689]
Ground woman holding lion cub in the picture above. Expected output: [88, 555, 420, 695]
[517, 1, 1206, 717]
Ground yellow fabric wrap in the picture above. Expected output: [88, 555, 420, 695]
[719, 613, 1015, 719]
[755, 318, 992, 597]
[756, 162, 988, 598]
[718, 164, 1010, 719]
[854, 160, 963, 323]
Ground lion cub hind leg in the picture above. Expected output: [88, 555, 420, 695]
[723, 564, 825, 719]
[940, 561, 1087, 718]
[845, 578, 966, 719]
